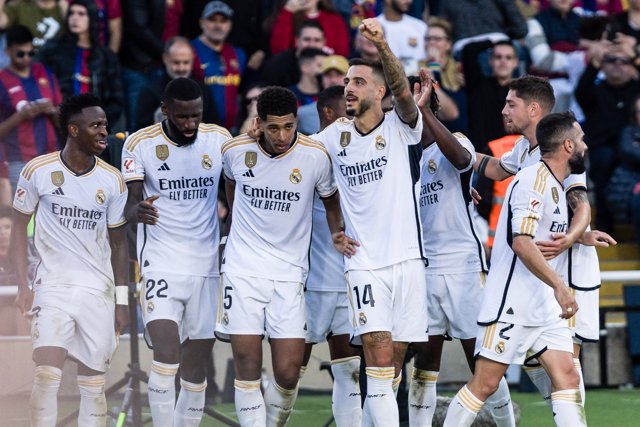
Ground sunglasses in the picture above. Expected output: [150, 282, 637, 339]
[16, 50, 35, 58]
[603, 57, 632, 65]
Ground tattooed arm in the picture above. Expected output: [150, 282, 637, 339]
[359, 18, 418, 126]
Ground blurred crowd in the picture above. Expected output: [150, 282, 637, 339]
[0, 0, 640, 248]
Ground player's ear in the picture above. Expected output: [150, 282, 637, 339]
[160, 101, 168, 117]
[68, 124, 78, 138]
[528, 101, 538, 118]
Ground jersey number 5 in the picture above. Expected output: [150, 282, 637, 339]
[353, 284, 375, 309]
[145, 279, 168, 300]
[223, 286, 232, 309]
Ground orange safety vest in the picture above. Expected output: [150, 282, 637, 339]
[487, 135, 519, 247]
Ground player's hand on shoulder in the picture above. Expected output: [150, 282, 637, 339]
[580, 230, 617, 247]
[332, 231, 360, 258]
[536, 232, 571, 260]
[246, 117, 262, 140]
[555, 285, 578, 319]
[137, 195, 159, 225]
[15, 286, 34, 316]
[359, 18, 385, 46]
[115, 305, 129, 335]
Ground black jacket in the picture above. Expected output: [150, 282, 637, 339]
[120, 0, 167, 73]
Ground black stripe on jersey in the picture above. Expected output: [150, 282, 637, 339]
[459, 169, 488, 273]
[567, 246, 601, 291]
[523, 347, 547, 367]
[574, 333, 599, 343]
[478, 181, 519, 326]
[139, 223, 148, 268]
[408, 143, 427, 265]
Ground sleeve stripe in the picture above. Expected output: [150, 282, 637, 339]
[298, 140, 330, 158]
[13, 205, 34, 215]
[498, 159, 517, 176]
[199, 123, 232, 138]
[23, 156, 59, 180]
[565, 183, 586, 193]
[124, 125, 162, 151]
[533, 166, 550, 194]
[97, 160, 126, 193]
[221, 137, 255, 155]
[108, 219, 127, 229]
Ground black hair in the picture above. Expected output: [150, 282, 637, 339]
[537, 111, 578, 155]
[65, 0, 101, 49]
[508, 75, 555, 113]
[492, 40, 517, 55]
[59, 93, 102, 139]
[163, 77, 202, 104]
[407, 75, 440, 115]
[257, 86, 298, 120]
[296, 20, 324, 38]
[6, 25, 33, 47]
[298, 47, 327, 63]
[317, 85, 345, 115]
[348, 57, 385, 82]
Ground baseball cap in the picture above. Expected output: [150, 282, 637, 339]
[321, 55, 349, 74]
[202, 1, 234, 19]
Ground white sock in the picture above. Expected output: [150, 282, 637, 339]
[524, 365, 552, 407]
[574, 358, 586, 405]
[551, 389, 586, 427]
[234, 379, 266, 426]
[392, 372, 402, 398]
[29, 365, 62, 427]
[485, 377, 516, 427]
[147, 360, 179, 427]
[443, 385, 483, 427]
[330, 356, 362, 427]
[264, 379, 299, 427]
[77, 374, 107, 427]
[408, 368, 438, 427]
[174, 378, 207, 427]
[363, 367, 398, 427]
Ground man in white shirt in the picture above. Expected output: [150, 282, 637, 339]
[377, 0, 427, 75]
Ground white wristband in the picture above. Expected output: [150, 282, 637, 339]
[115, 286, 128, 305]
[220, 236, 228, 245]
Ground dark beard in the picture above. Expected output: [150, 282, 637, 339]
[391, 0, 407, 14]
[164, 119, 197, 146]
[569, 152, 586, 174]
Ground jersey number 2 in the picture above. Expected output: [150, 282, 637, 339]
[145, 279, 168, 300]
[353, 284, 375, 309]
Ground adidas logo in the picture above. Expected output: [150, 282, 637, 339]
[242, 169, 255, 177]
[553, 206, 561, 215]
[506, 307, 514, 315]
[337, 149, 347, 157]
[51, 187, 64, 196]
[157, 163, 171, 171]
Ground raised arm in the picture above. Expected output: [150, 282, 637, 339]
[359, 18, 417, 126]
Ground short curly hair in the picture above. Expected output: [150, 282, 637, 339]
[59, 93, 102, 139]
[256, 86, 298, 120]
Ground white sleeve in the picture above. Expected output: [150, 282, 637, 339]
[121, 137, 145, 182]
[392, 107, 423, 145]
[222, 148, 234, 181]
[455, 133, 476, 173]
[13, 167, 39, 215]
[564, 172, 587, 192]
[499, 143, 523, 176]
[510, 177, 544, 238]
[107, 177, 128, 228]
[315, 150, 337, 198]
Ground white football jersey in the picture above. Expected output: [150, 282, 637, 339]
[500, 137, 600, 290]
[221, 133, 337, 283]
[316, 109, 425, 271]
[479, 162, 569, 326]
[14, 152, 127, 293]
[377, 14, 427, 75]
[306, 193, 345, 292]
[121, 122, 231, 277]
[420, 134, 487, 274]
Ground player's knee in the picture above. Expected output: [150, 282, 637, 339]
[273, 369, 300, 390]
[366, 352, 393, 368]
[559, 364, 581, 390]
[469, 375, 500, 401]
[153, 346, 180, 365]
[234, 353, 262, 380]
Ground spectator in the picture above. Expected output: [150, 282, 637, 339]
[136, 36, 218, 129]
[606, 94, 640, 244]
[0, 0, 65, 48]
[0, 25, 60, 190]
[440, 0, 528, 56]
[270, 0, 350, 57]
[425, 17, 467, 132]
[353, 30, 380, 61]
[92, 0, 122, 53]
[120, 0, 183, 131]
[288, 47, 326, 106]
[261, 20, 325, 88]
[609, 0, 640, 42]
[297, 54, 349, 134]
[462, 40, 519, 150]
[38, 0, 124, 129]
[377, 0, 428, 75]
[237, 82, 267, 134]
[525, 0, 586, 118]
[576, 44, 640, 232]
[192, 0, 246, 132]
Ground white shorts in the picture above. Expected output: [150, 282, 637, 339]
[30, 286, 116, 372]
[305, 290, 352, 343]
[139, 272, 219, 344]
[427, 271, 485, 339]
[475, 320, 573, 366]
[346, 259, 428, 344]
[216, 273, 306, 339]
[570, 288, 600, 344]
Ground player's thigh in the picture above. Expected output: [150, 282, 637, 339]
[183, 275, 219, 341]
[304, 290, 337, 344]
[270, 338, 306, 389]
[265, 280, 306, 339]
[230, 335, 264, 381]
[533, 324, 578, 391]
[216, 273, 271, 336]
[345, 268, 393, 339]
[139, 271, 188, 342]
[392, 259, 428, 343]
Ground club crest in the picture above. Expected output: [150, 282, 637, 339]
[202, 154, 213, 170]
[428, 159, 437, 174]
[95, 189, 106, 205]
[375, 135, 386, 150]
[290, 168, 302, 184]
